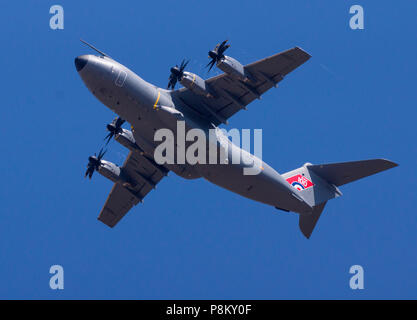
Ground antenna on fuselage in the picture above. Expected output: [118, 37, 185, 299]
[80, 39, 110, 58]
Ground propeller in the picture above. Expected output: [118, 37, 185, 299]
[207, 40, 230, 71]
[85, 148, 106, 179]
[104, 116, 125, 145]
[167, 59, 189, 90]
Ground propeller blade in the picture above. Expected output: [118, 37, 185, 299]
[98, 148, 106, 160]
[85, 165, 94, 179]
[207, 40, 230, 72]
[115, 117, 125, 127]
[168, 59, 189, 90]
[180, 59, 189, 72]
[214, 43, 221, 53]
[104, 116, 125, 144]
[207, 59, 216, 71]
[104, 132, 113, 145]
[218, 40, 229, 55]
[85, 148, 106, 180]
[168, 78, 175, 89]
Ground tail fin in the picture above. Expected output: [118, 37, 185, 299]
[299, 202, 327, 239]
[282, 159, 398, 238]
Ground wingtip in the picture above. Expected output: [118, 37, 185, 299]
[294, 46, 312, 59]
[378, 158, 399, 168]
[97, 216, 116, 228]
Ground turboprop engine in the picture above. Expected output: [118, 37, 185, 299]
[84, 148, 121, 183]
[207, 40, 252, 82]
[167, 59, 212, 98]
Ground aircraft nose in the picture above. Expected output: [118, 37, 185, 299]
[74, 55, 89, 72]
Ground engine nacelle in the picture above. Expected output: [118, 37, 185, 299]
[97, 159, 141, 191]
[180, 71, 212, 98]
[217, 56, 250, 82]
[114, 128, 142, 152]
[97, 160, 137, 190]
[98, 160, 121, 183]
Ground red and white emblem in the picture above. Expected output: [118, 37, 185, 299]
[286, 174, 314, 191]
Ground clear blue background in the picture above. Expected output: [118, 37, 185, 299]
[0, 1, 415, 299]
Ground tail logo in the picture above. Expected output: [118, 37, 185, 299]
[286, 174, 314, 191]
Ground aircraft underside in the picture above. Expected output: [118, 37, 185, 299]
[75, 40, 397, 238]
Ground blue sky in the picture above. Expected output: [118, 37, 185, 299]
[0, 0, 416, 299]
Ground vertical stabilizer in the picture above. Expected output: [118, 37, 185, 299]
[299, 202, 327, 239]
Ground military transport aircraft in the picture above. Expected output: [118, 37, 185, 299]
[75, 40, 397, 238]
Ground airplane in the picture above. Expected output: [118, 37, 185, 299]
[75, 39, 397, 238]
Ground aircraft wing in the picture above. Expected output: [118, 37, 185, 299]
[97, 151, 168, 227]
[173, 47, 311, 125]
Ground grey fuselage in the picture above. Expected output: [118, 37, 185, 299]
[76, 54, 312, 215]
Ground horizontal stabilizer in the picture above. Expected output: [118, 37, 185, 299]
[306, 159, 398, 187]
